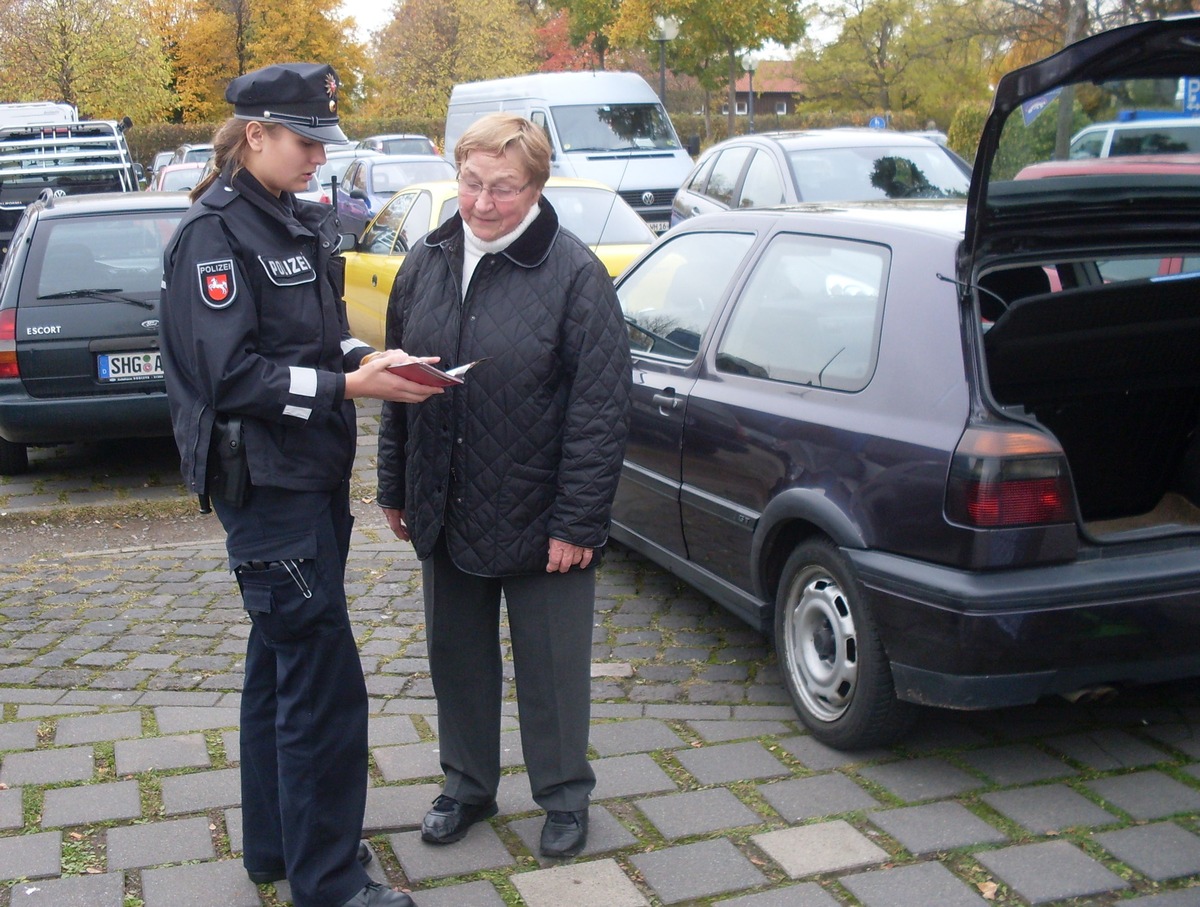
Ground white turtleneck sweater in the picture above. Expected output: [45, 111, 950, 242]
[460, 203, 541, 300]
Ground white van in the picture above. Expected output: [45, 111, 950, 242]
[1069, 116, 1200, 158]
[0, 102, 78, 128]
[445, 71, 694, 234]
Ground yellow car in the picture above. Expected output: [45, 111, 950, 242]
[342, 176, 657, 349]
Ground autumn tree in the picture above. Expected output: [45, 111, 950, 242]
[0, 0, 173, 122]
[365, 0, 538, 119]
[557, 0, 620, 68]
[608, 0, 805, 136]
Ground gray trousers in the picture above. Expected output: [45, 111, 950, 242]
[422, 537, 596, 811]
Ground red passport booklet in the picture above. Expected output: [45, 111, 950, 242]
[386, 358, 487, 387]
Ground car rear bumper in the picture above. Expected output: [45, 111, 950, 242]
[846, 544, 1200, 709]
[0, 388, 170, 445]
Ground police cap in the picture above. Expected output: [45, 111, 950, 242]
[226, 63, 348, 144]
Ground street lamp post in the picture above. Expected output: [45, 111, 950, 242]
[744, 55, 759, 133]
[653, 15, 680, 106]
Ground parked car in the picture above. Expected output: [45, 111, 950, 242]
[148, 162, 206, 193]
[342, 176, 656, 348]
[148, 149, 175, 183]
[612, 16, 1200, 750]
[315, 147, 381, 197]
[671, 129, 971, 228]
[355, 133, 438, 155]
[1068, 116, 1200, 159]
[0, 192, 191, 474]
[169, 142, 214, 166]
[337, 154, 456, 236]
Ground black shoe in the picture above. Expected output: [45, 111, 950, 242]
[340, 881, 414, 907]
[247, 840, 373, 884]
[540, 808, 588, 858]
[420, 794, 498, 844]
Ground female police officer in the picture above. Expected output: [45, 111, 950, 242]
[160, 63, 437, 907]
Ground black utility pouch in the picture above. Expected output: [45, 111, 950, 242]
[206, 414, 250, 507]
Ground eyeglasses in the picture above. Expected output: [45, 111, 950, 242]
[457, 175, 529, 202]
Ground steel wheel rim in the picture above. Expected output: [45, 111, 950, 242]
[783, 566, 859, 722]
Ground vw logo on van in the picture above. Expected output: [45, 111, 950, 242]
[641, 191, 656, 206]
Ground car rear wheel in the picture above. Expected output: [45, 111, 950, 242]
[0, 437, 28, 475]
[774, 539, 915, 749]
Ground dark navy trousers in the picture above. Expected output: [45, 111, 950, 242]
[216, 484, 369, 907]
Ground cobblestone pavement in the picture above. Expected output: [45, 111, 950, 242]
[0, 403, 1197, 907]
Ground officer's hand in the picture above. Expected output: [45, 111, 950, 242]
[346, 352, 443, 403]
[381, 506, 410, 541]
[547, 539, 592, 573]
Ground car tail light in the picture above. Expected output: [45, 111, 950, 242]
[0, 310, 17, 379]
[946, 424, 1073, 527]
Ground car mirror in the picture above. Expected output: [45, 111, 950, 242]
[350, 189, 369, 201]
[337, 232, 356, 253]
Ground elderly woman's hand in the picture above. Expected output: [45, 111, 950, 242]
[547, 539, 592, 573]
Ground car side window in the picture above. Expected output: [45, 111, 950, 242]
[686, 154, 717, 193]
[361, 195, 413, 255]
[737, 151, 786, 209]
[397, 193, 433, 252]
[706, 147, 752, 206]
[350, 163, 369, 193]
[716, 232, 889, 391]
[618, 231, 755, 361]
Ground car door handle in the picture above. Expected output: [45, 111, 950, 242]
[371, 274, 378, 287]
[652, 391, 681, 415]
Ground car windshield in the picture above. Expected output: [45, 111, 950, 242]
[159, 169, 200, 192]
[26, 212, 185, 304]
[787, 145, 970, 201]
[550, 103, 680, 152]
[183, 147, 213, 163]
[369, 160, 454, 195]
[544, 186, 654, 245]
[318, 156, 363, 185]
[378, 137, 434, 154]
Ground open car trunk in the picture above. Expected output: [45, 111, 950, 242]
[982, 272, 1200, 538]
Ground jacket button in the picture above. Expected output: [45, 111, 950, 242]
[456, 437, 463, 444]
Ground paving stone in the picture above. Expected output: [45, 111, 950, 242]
[1122, 891, 1200, 906]
[106, 815, 216, 869]
[673, 740, 790, 784]
[510, 858, 648, 907]
[141, 859, 261, 907]
[635, 788, 763, 839]
[981, 783, 1118, 834]
[363, 782, 441, 832]
[409, 879, 506, 906]
[0, 746, 94, 786]
[1086, 770, 1200, 820]
[372, 741, 443, 782]
[114, 733, 211, 774]
[868, 801, 1008, 854]
[757, 774, 880, 821]
[841, 860, 988, 907]
[153, 705, 240, 733]
[591, 753, 678, 800]
[717, 884, 843, 907]
[389, 823, 513, 883]
[53, 710, 143, 745]
[161, 767, 241, 814]
[9, 870, 125, 906]
[775, 734, 892, 771]
[225, 807, 243, 853]
[0, 720, 40, 751]
[1046, 729, 1172, 770]
[0, 787, 23, 830]
[496, 772, 538, 815]
[958, 743, 1078, 785]
[589, 718, 685, 756]
[1093, 822, 1200, 881]
[973, 840, 1128, 904]
[508, 805, 636, 861]
[630, 837, 767, 903]
[367, 715, 421, 747]
[42, 779, 142, 827]
[1143, 724, 1200, 760]
[856, 756, 982, 802]
[752, 819, 889, 878]
[0, 830, 60, 880]
[685, 718, 792, 743]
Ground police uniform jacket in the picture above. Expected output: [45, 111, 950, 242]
[375, 199, 632, 577]
[161, 168, 372, 496]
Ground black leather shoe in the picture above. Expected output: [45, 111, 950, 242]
[247, 840, 373, 884]
[340, 881, 414, 907]
[420, 794, 498, 844]
[540, 808, 588, 858]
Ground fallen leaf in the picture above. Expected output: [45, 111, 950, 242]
[978, 880, 998, 900]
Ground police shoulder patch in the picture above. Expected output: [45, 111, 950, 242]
[197, 259, 238, 309]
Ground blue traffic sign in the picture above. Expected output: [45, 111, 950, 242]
[868, 115, 887, 129]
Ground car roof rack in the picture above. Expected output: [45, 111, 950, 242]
[0, 120, 139, 211]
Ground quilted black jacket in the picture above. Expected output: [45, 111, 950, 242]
[376, 199, 632, 576]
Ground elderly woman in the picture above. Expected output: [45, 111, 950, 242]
[377, 112, 631, 858]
